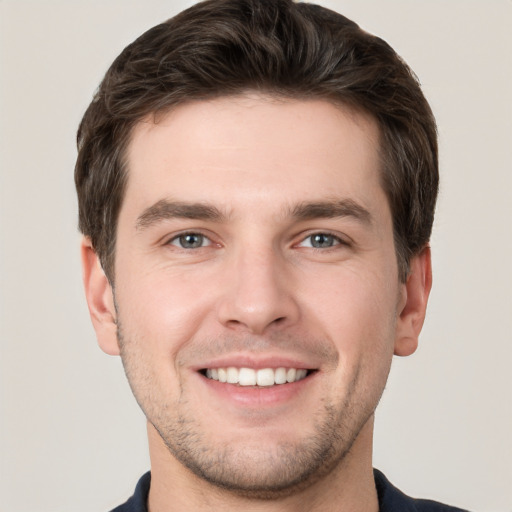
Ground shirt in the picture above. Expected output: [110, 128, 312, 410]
[110, 469, 470, 511]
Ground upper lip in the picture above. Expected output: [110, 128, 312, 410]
[192, 353, 320, 372]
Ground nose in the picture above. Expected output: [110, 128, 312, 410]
[216, 244, 300, 335]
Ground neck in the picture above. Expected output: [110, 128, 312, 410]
[146, 418, 379, 512]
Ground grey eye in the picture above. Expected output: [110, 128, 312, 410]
[171, 233, 208, 249]
[308, 233, 338, 248]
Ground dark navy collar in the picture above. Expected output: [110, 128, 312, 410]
[110, 471, 150, 512]
[374, 469, 469, 512]
[110, 469, 469, 512]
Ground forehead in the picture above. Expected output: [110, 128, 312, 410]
[123, 95, 384, 217]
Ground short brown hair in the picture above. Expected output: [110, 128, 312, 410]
[75, 0, 438, 282]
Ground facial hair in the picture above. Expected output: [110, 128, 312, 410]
[116, 318, 389, 499]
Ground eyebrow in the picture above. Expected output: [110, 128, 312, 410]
[291, 199, 372, 225]
[135, 198, 372, 231]
[136, 199, 226, 230]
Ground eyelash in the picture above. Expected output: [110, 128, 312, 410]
[166, 231, 213, 249]
[296, 232, 350, 251]
[165, 231, 348, 250]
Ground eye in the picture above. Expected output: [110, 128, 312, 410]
[168, 232, 211, 249]
[298, 233, 343, 249]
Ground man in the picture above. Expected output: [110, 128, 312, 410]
[75, 0, 468, 510]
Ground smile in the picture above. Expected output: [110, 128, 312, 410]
[203, 367, 310, 387]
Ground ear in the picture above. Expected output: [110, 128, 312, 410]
[81, 237, 120, 356]
[394, 246, 433, 357]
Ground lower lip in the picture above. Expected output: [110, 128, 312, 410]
[199, 372, 315, 407]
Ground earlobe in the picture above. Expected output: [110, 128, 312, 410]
[81, 237, 120, 356]
[394, 246, 433, 357]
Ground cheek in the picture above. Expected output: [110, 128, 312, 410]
[113, 269, 213, 408]
[299, 264, 398, 385]
[115, 266, 218, 354]
[301, 264, 399, 337]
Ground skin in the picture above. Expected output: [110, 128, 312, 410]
[82, 95, 432, 512]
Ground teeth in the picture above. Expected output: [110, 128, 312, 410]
[296, 369, 307, 380]
[275, 367, 287, 384]
[227, 367, 238, 384]
[239, 367, 257, 386]
[256, 368, 274, 387]
[218, 368, 227, 383]
[204, 367, 310, 386]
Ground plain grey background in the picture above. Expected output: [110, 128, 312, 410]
[1, 1, 511, 511]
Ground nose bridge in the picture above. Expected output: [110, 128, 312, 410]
[217, 239, 299, 334]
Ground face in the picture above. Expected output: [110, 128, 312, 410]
[84, 95, 428, 497]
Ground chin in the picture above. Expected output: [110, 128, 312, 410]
[152, 400, 365, 499]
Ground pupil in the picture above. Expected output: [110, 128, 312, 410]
[181, 234, 202, 248]
[312, 234, 332, 248]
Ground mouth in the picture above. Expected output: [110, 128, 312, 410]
[200, 367, 315, 387]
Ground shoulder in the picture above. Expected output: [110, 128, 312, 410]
[374, 469, 471, 512]
[109, 472, 151, 512]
